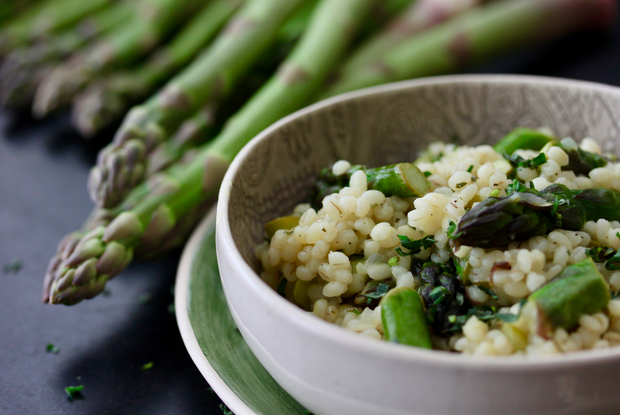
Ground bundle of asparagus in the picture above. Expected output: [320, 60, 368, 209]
[33, 0, 616, 305]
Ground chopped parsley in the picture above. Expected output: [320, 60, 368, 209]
[348, 308, 362, 315]
[139, 293, 153, 304]
[276, 278, 287, 297]
[64, 385, 84, 401]
[364, 283, 390, 299]
[489, 189, 499, 197]
[388, 256, 399, 266]
[504, 152, 547, 169]
[46, 343, 60, 354]
[423, 171, 432, 177]
[477, 286, 499, 300]
[3, 259, 22, 274]
[395, 235, 435, 257]
[467, 165, 474, 173]
[456, 182, 467, 189]
[220, 403, 234, 415]
[141, 362, 154, 370]
[446, 221, 457, 239]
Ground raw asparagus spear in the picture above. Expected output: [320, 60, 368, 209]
[0, 0, 41, 27]
[381, 287, 433, 348]
[32, 0, 206, 117]
[528, 258, 609, 338]
[313, 163, 430, 207]
[320, 0, 617, 99]
[340, 0, 483, 77]
[88, 0, 311, 209]
[0, 2, 134, 109]
[0, 0, 114, 56]
[44, 0, 403, 305]
[453, 184, 620, 248]
[144, 5, 314, 176]
[72, 0, 243, 137]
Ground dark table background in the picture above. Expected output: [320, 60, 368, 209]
[2, 17, 620, 415]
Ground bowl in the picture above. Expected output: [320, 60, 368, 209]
[215, 75, 620, 415]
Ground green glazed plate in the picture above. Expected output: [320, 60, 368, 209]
[175, 208, 308, 415]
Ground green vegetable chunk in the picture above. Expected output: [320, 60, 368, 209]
[365, 163, 430, 198]
[529, 258, 610, 337]
[265, 215, 299, 239]
[381, 287, 432, 349]
[493, 128, 555, 155]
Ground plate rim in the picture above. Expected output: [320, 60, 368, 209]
[174, 207, 258, 415]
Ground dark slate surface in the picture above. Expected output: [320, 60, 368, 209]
[1, 19, 620, 415]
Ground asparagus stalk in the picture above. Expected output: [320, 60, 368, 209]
[88, 0, 312, 209]
[0, 2, 134, 109]
[45, 0, 402, 305]
[313, 163, 430, 207]
[144, 5, 314, 176]
[340, 0, 484, 77]
[32, 0, 206, 117]
[381, 287, 433, 348]
[528, 258, 609, 338]
[493, 128, 555, 155]
[0, 0, 114, 56]
[453, 184, 620, 248]
[553, 137, 609, 175]
[320, 0, 617, 99]
[72, 0, 244, 137]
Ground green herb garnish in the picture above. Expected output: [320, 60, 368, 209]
[3, 259, 22, 274]
[423, 171, 432, 177]
[504, 152, 547, 169]
[456, 182, 467, 189]
[46, 343, 60, 354]
[395, 235, 435, 257]
[388, 257, 399, 266]
[467, 165, 474, 173]
[365, 283, 390, 299]
[220, 403, 234, 415]
[139, 293, 153, 304]
[276, 278, 287, 297]
[141, 362, 154, 370]
[489, 189, 499, 197]
[477, 285, 499, 300]
[447, 221, 457, 239]
[64, 385, 84, 401]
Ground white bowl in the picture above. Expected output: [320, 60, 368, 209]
[216, 75, 620, 415]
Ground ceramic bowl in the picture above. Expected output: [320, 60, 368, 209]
[215, 75, 620, 415]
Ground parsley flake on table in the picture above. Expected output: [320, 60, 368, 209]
[3, 260, 22, 274]
[64, 385, 84, 401]
[46, 343, 60, 354]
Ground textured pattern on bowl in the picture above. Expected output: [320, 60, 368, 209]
[218, 75, 620, 415]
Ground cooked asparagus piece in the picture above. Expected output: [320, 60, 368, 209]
[1, 2, 134, 109]
[265, 216, 300, 239]
[313, 163, 430, 206]
[453, 184, 620, 248]
[88, 0, 312, 209]
[554, 137, 609, 175]
[45, 0, 405, 305]
[528, 258, 609, 338]
[320, 0, 616, 99]
[32, 0, 206, 117]
[0, 0, 114, 56]
[72, 0, 243, 137]
[339, 0, 483, 77]
[493, 128, 555, 155]
[381, 287, 433, 348]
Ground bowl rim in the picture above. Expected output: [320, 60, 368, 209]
[216, 74, 620, 370]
